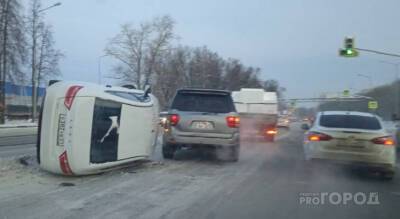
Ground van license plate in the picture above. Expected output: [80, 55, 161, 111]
[57, 114, 66, 146]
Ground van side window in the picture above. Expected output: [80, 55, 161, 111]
[90, 99, 122, 163]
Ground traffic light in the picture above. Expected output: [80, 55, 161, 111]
[345, 37, 354, 49]
[339, 37, 359, 57]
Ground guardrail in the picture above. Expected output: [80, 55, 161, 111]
[0, 124, 38, 138]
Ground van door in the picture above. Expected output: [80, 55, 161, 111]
[117, 104, 154, 160]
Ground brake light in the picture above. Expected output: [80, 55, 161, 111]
[169, 114, 180, 126]
[64, 86, 83, 110]
[371, 136, 395, 146]
[307, 132, 332, 141]
[226, 116, 240, 128]
[59, 151, 73, 175]
[266, 129, 277, 135]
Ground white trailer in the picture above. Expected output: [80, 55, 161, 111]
[232, 88, 278, 141]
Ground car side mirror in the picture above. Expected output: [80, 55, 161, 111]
[144, 85, 152, 98]
[122, 84, 136, 89]
[301, 124, 310, 130]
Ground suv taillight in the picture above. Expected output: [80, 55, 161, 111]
[226, 116, 240, 128]
[371, 136, 395, 146]
[307, 132, 332, 141]
[265, 128, 277, 135]
[169, 114, 180, 126]
[64, 86, 83, 110]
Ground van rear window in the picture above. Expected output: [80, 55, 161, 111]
[319, 115, 381, 130]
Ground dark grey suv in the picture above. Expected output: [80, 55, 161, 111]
[162, 89, 240, 161]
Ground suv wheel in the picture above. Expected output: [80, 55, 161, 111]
[217, 145, 239, 162]
[230, 145, 240, 162]
[381, 171, 395, 180]
[265, 135, 275, 142]
[162, 143, 176, 159]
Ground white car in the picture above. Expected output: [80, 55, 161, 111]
[37, 81, 159, 175]
[303, 111, 396, 179]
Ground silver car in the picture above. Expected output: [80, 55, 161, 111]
[303, 111, 396, 180]
[162, 89, 240, 161]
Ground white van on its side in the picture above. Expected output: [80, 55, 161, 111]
[38, 81, 159, 175]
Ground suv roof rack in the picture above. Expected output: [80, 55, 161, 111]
[177, 88, 231, 95]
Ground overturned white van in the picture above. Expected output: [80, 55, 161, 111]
[37, 81, 159, 175]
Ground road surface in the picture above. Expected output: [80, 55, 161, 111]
[0, 124, 399, 219]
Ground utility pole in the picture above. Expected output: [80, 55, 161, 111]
[339, 37, 400, 120]
[379, 61, 400, 118]
[357, 74, 373, 88]
[0, 0, 11, 124]
[31, 2, 61, 122]
[98, 55, 108, 84]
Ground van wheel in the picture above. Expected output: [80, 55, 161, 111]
[162, 143, 176, 159]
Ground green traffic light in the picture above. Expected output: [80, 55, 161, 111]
[346, 49, 353, 55]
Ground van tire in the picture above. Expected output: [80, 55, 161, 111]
[162, 143, 176, 159]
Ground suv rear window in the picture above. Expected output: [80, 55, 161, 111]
[171, 92, 235, 113]
[319, 115, 381, 130]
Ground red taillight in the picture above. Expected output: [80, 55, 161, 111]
[64, 86, 83, 110]
[371, 136, 395, 146]
[59, 151, 73, 175]
[307, 132, 332, 141]
[265, 128, 278, 135]
[169, 114, 180, 126]
[226, 116, 240, 128]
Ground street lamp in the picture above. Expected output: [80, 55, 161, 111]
[98, 55, 109, 84]
[31, 2, 62, 122]
[379, 60, 400, 119]
[357, 74, 373, 88]
[38, 2, 62, 13]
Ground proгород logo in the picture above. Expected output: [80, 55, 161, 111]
[299, 192, 380, 206]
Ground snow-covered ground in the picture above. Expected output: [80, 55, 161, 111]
[0, 130, 290, 219]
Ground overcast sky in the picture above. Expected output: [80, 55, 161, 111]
[33, 0, 400, 99]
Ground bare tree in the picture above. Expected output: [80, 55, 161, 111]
[153, 46, 189, 107]
[0, 0, 27, 123]
[105, 15, 175, 89]
[26, 0, 62, 121]
[222, 59, 262, 91]
[36, 24, 63, 85]
[187, 46, 224, 89]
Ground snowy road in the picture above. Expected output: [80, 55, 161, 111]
[0, 125, 399, 219]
